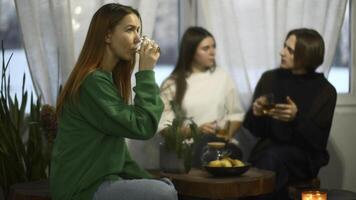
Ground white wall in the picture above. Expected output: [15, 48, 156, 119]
[319, 106, 356, 192]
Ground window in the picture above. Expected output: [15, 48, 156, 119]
[152, 0, 179, 85]
[328, 0, 351, 94]
[332, 0, 356, 105]
[0, 0, 36, 104]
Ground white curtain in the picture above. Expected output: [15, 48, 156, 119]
[15, 0, 74, 105]
[199, 0, 347, 108]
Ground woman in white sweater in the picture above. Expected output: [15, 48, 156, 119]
[159, 27, 245, 167]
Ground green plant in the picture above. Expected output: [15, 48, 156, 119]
[161, 101, 200, 172]
[0, 41, 55, 197]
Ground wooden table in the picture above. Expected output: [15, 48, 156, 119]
[155, 167, 275, 199]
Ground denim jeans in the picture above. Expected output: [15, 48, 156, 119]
[93, 178, 178, 200]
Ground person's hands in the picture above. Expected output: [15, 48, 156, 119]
[252, 96, 268, 116]
[269, 96, 298, 122]
[138, 36, 160, 71]
[199, 121, 217, 134]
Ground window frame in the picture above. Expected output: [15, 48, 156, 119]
[337, 0, 356, 106]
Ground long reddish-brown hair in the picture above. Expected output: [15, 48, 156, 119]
[56, 3, 141, 116]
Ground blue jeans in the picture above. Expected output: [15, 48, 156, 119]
[93, 178, 178, 200]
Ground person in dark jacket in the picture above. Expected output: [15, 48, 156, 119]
[243, 28, 337, 200]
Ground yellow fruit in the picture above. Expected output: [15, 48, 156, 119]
[232, 159, 244, 167]
[220, 159, 232, 167]
[208, 160, 222, 167]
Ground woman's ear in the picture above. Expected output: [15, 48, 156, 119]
[105, 31, 112, 44]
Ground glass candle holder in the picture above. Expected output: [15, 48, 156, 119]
[201, 142, 229, 166]
[302, 190, 327, 200]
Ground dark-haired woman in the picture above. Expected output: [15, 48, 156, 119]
[159, 27, 245, 167]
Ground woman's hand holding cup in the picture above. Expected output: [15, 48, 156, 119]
[138, 36, 161, 71]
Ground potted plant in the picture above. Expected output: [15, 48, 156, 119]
[0, 41, 56, 198]
[160, 101, 200, 173]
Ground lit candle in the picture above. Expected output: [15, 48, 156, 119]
[302, 190, 327, 200]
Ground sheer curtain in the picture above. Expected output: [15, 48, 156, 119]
[15, 0, 74, 105]
[199, 0, 347, 108]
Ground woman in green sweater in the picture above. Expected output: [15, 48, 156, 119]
[51, 3, 177, 200]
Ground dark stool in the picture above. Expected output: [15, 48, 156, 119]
[288, 178, 320, 200]
[1, 186, 4, 200]
[8, 180, 51, 200]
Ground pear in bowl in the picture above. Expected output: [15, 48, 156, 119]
[207, 157, 245, 168]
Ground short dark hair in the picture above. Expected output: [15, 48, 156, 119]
[286, 28, 325, 72]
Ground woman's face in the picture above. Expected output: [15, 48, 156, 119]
[280, 34, 307, 74]
[192, 36, 216, 71]
[105, 13, 141, 61]
[280, 34, 296, 70]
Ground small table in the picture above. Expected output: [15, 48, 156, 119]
[154, 167, 275, 199]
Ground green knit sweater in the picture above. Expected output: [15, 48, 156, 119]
[50, 69, 163, 200]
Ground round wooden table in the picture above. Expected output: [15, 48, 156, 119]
[157, 167, 275, 199]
